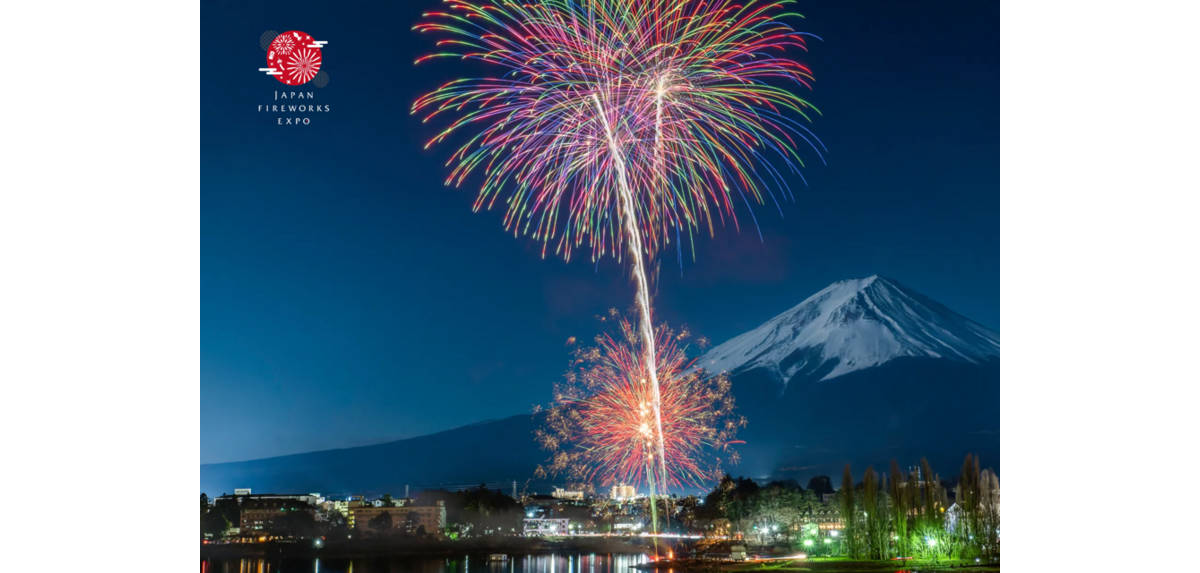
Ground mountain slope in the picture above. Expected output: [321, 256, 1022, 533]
[695, 275, 998, 385]
[200, 414, 544, 497]
[201, 276, 999, 495]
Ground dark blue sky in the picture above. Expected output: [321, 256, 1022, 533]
[201, 0, 998, 464]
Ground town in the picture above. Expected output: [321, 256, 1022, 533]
[201, 456, 1000, 566]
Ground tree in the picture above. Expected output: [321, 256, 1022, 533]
[979, 468, 1000, 561]
[957, 453, 982, 559]
[380, 493, 394, 507]
[322, 509, 348, 537]
[368, 511, 393, 534]
[862, 467, 886, 560]
[888, 460, 909, 558]
[274, 510, 317, 538]
[839, 464, 858, 558]
[199, 493, 210, 538]
[749, 481, 803, 544]
[201, 506, 230, 538]
[202, 495, 238, 539]
[807, 476, 834, 498]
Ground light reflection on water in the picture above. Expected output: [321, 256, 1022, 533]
[204, 553, 652, 573]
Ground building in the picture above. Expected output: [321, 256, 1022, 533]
[236, 496, 316, 534]
[221, 492, 322, 506]
[610, 483, 636, 501]
[350, 501, 445, 536]
[524, 517, 570, 536]
[552, 487, 585, 501]
[612, 516, 644, 532]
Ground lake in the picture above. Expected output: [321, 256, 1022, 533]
[201, 553, 653, 573]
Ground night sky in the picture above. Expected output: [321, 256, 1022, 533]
[201, 0, 998, 464]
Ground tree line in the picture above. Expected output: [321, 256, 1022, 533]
[695, 453, 999, 562]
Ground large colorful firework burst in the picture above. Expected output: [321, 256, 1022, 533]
[412, 0, 824, 262]
[536, 313, 745, 490]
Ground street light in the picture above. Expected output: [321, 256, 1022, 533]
[803, 539, 814, 548]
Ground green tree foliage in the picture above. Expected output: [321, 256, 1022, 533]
[979, 468, 1001, 561]
[703, 474, 761, 535]
[888, 460, 909, 557]
[691, 457, 998, 563]
[957, 453, 982, 558]
[201, 495, 239, 539]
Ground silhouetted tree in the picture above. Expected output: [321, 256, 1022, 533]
[839, 464, 858, 558]
[807, 476, 834, 498]
[368, 511, 393, 534]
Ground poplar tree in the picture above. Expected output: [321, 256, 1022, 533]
[862, 467, 882, 559]
[839, 464, 857, 558]
[888, 460, 908, 557]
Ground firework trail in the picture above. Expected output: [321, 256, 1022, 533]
[535, 314, 745, 491]
[414, 0, 822, 528]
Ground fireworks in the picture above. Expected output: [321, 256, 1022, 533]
[536, 314, 745, 489]
[412, 0, 823, 262]
[414, 0, 819, 514]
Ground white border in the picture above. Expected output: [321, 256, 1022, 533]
[2, 0, 198, 569]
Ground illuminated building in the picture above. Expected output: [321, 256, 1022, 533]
[236, 496, 316, 533]
[551, 487, 585, 501]
[523, 517, 570, 536]
[350, 501, 445, 536]
[610, 483, 636, 501]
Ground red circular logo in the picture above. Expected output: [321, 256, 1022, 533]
[267, 31, 322, 85]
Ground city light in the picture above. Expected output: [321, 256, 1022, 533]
[803, 539, 814, 547]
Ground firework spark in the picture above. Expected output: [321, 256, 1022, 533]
[536, 314, 745, 490]
[413, 0, 822, 262]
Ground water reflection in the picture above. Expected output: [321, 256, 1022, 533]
[204, 553, 651, 573]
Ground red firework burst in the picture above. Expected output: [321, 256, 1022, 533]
[537, 312, 744, 490]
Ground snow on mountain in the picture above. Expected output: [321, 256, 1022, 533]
[694, 276, 999, 384]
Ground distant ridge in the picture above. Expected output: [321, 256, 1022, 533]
[201, 276, 999, 495]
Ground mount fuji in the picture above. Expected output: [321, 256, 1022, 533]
[696, 275, 999, 388]
[200, 276, 999, 496]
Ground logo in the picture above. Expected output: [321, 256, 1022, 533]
[256, 30, 332, 126]
[258, 30, 328, 87]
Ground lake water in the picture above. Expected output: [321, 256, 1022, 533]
[201, 554, 653, 573]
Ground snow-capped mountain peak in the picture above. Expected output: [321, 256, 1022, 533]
[694, 276, 999, 385]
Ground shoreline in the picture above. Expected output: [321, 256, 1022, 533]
[201, 536, 655, 561]
[635, 557, 1000, 572]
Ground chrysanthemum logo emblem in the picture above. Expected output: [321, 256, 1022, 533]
[259, 30, 327, 86]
